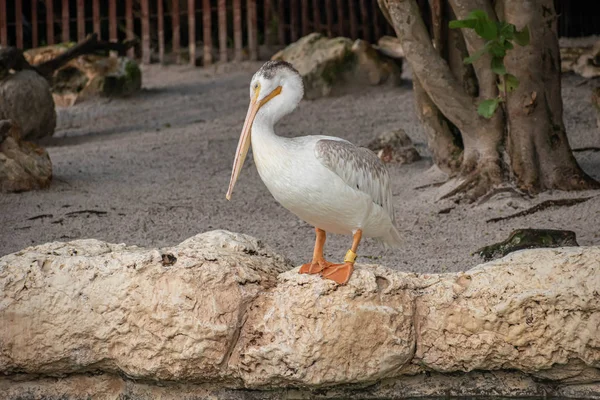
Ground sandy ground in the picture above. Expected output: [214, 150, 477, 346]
[1, 61, 599, 273]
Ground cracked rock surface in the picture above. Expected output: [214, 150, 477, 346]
[0, 230, 291, 382]
[1, 230, 599, 398]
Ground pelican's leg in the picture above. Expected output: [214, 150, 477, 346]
[299, 228, 333, 274]
[322, 229, 362, 285]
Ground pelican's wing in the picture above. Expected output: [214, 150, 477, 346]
[314, 139, 396, 224]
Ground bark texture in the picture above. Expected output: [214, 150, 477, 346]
[502, 0, 599, 192]
[1, 230, 599, 397]
[413, 77, 462, 173]
[379, 0, 598, 200]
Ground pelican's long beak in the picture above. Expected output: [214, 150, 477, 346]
[226, 85, 282, 200]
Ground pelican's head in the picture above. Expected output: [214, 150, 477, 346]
[226, 61, 304, 200]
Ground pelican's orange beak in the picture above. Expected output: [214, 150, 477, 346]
[226, 85, 282, 200]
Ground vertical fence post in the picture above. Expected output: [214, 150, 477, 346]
[372, 0, 381, 40]
[0, 0, 6, 47]
[218, 0, 227, 62]
[349, 0, 357, 39]
[247, 0, 257, 60]
[202, 0, 212, 65]
[31, 0, 38, 47]
[301, 0, 309, 36]
[277, 0, 284, 45]
[359, 0, 370, 42]
[93, 0, 100, 38]
[336, 0, 344, 37]
[126, 0, 134, 58]
[263, 0, 271, 45]
[188, 0, 196, 65]
[290, 0, 298, 42]
[384, 0, 393, 35]
[325, 0, 333, 37]
[312, 0, 320, 33]
[77, 0, 85, 41]
[233, 0, 242, 61]
[62, 0, 69, 43]
[172, 0, 180, 63]
[16, 0, 23, 48]
[157, 0, 165, 63]
[109, 0, 117, 42]
[141, 0, 151, 63]
[46, 0, 54, 44]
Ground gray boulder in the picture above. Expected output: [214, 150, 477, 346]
[0, 70, 56, 140]
[272, 33, 402, 99]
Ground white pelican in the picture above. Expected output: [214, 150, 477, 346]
[226, 61, 402, 284]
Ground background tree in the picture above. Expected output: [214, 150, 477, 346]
[378, 0, 599, 201]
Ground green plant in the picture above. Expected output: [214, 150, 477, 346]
[449, 10, 530, 118]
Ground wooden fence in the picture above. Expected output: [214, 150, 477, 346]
[0, 0, 393, 65]
[2, 1, 597, 66]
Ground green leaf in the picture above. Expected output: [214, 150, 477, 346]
[474, 18, 498, 40]
[464, 47, 487, 64]
[491, 57, 506, 75]
[488, 42, 507, 58]
[478, 98, 500, 118]
[451, 10, 497, 40]
[449, 19, 477, 29]
[504, 73, 519, 92]
[466, 10, 497, 40]
[514, 26, 530, 46]
[498, 21, 516, 40]
[466, 10, 489, 21]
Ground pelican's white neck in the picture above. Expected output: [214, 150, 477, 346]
[253, 107, 279, 132]
[251, 108, 282, 152]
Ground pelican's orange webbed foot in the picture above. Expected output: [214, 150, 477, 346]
[299, 228, 331, 275]
[321, 231, 362, 285]
[322, 262, 354, 285]
[299, 259, 333, 274]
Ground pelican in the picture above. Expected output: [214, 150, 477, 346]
[226, 61, 402, 284]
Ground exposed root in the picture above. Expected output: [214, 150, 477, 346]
[486, 196, 596, 223]
[572, 147, 600, 153]
[437, 154, 506, 203]
[439, 171, 503, 203]
[551, 169, 600, 192]
[65, 210, 108, 217]
[414, 181, 446, 190]
[475, 186, 531, 206]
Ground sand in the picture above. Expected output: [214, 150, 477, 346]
[1, 61, 598, 273]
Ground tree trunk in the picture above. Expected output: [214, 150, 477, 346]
[413, 76, 462, 174]
[379, 0, 599, 201]
[501, 0, 599, 193]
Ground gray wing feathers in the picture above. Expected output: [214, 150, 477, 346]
[314, 139, 396, 225]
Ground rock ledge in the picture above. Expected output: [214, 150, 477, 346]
[1, 230, 599, 399]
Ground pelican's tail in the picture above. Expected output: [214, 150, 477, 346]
[381, 224, 403, 249]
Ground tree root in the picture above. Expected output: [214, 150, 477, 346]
[439, 168, 504, 203]
[486, 196, 596, 223]
[572, 147, 600, 153]
[65, 210, 108, 217]
[475, 186, 531, 206]
[414, 181, 446, 190]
